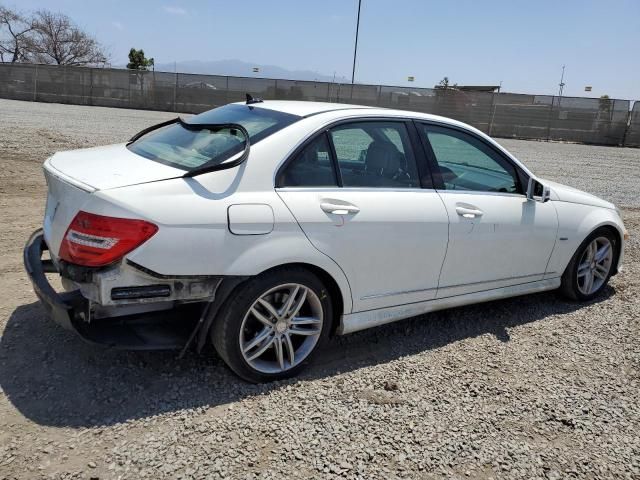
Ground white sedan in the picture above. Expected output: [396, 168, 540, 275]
[24, 99, 627, 382]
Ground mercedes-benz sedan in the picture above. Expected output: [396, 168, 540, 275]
[24, 99, 627, 382]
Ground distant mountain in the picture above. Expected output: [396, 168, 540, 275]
[151, 59, 350, 83]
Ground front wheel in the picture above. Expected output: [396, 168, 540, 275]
[211, 267, 332, 383]
[560, 228, 618, 301]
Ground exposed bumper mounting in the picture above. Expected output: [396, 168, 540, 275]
[23, 229, 199, 350]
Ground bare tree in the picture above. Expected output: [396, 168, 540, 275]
[0, 6, 34, 63]
[27, 10, 107, 66]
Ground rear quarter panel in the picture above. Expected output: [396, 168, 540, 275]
[90, 175, 354, 313]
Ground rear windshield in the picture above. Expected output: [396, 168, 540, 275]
[127, 104, 300, 171]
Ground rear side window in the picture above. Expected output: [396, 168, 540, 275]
[279, 134, 338, 187]
[329, 122, 420, 188]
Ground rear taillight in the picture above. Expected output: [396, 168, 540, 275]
[59, 211, 158, 267]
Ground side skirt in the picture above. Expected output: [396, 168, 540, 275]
[337, 277, 561, 335]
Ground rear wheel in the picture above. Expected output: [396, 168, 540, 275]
[211, 267, 332, 383]
[560, 228, 618, 301]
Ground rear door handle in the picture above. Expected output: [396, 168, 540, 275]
[320, 202, 360, 215]
[455, 206, 484, 218]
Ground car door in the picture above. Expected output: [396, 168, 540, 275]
[416, 122, 559, 298]
[276, 119, 449, 313]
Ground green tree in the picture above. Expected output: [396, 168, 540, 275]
[127, 48, 154, 96]
[598, 94, 613, 122]
[126, 48, 154, 70]
[436, 76, 457, 90]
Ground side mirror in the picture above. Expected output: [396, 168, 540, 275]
[527, 178, 551, 203]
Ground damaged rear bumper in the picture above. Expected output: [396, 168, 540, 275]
[24, 228, 88, 332]
[23, 229, 224, 350]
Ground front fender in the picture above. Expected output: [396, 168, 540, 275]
[545, 202, 625, 277]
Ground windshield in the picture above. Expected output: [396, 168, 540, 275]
[127, 104, 300, 170]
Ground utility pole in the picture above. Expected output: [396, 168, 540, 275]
[558, 65, 566, 98]
[351, 0, 362, 84]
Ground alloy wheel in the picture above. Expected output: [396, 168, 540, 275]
[239, 283, 323, 374]
[576, 236, 613, 295]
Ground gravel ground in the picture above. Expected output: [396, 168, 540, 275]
[0, 99, 639, 480]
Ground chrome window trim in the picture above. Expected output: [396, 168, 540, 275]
[275, 186, 437, 193]
[275, 116, 429, 189]
[435, 190, 527, 199]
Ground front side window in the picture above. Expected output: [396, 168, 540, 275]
[279, 134, 338, 187]
[329, 122, 420, 188]
[420, 125, 521, 194]
[128, 104, 300, 171]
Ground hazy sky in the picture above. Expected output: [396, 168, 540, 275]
[8, 0, 640, 99]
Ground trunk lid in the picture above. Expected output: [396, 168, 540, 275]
[46, 143, 184, 191]
[43, 143, 181, 257]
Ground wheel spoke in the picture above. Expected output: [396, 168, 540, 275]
[595, 243, 610, 262]
[577, 262, 590, 278]
[587, 241, 596, 262]
[584, 272, 595, 293]
[250, 307, 274, 327]
[274, 336, 285, 370]
[594, 263, 609, 279]
[290, 316, 322, 325]
[287, 288, 308, 319]
[289, 326, 321, 336]
[284, 333, 295, 366]
[244, 328, 275, 361]
[279, 285, 300, 317]
[257, 298, 280, 321]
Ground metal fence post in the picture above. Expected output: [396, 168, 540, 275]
[488, 90, 497, 135]
[174, 71, 178, 112]
[33, 64, 38, 101]
[89, 67, 93, 106]
[545, 96, 555, 142]
[621, 101, 633, 147]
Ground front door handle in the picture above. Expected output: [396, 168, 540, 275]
[320, 202, 360, 215]
[456, 206, 484, 219]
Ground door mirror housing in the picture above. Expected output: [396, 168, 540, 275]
[527, 178, 551, 203]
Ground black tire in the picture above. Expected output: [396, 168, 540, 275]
[560, 227, 618, 301]
[211, 267, 332, 383]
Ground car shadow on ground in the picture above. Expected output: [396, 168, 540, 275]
[0, 287, 614, 429]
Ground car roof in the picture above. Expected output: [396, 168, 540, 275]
[232, 100, 373, 117]
[233, 99, 465, 125]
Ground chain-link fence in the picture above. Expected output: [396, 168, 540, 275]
[0, 63, 636, 147]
